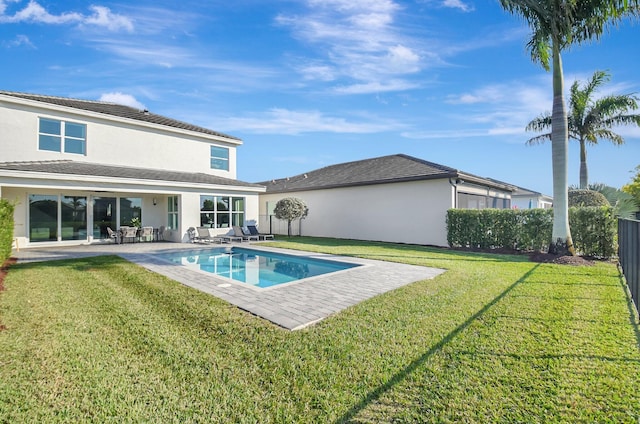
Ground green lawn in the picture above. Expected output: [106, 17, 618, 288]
[1, 238, 639, 423]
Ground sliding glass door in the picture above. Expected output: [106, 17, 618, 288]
[93, 197, 117, 239]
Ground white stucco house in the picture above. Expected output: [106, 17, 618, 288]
[258, 154, 515, 247]
[0, 90, 265, 248]
[511, 185, 553, 209]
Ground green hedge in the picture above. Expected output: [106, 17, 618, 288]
[0, 199, 15, 262]
[446, 207, 616, 258]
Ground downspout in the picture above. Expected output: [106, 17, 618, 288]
[449, 178, 459, 209]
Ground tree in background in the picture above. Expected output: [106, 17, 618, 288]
[527, 70, 640, 189]
[500, 0, 637, 255]
[274, 197, 308, 237]
[622, 166, 640, 216]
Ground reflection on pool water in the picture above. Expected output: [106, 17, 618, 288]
[155, 247, 360, 288]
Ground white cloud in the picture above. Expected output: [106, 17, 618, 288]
[442, 0, 474, 12]
[99, 92, 145, 110]
[83, 6, 134, 32]
[0, 1, 133, 32]
[217, 108, 404, 135]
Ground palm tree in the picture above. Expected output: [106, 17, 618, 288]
[527, 70, 640, 189]
[499, 0, 637, 255]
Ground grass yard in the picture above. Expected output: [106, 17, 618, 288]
[1, 237, 639, 423]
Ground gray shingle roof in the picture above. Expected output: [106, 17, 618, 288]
[0, 90, 240, 141]
[259, 154, 461, 193]
[259, 154, 515, 193]
[0, 160, 264, 189]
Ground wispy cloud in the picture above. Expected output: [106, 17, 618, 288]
[0, 1, 133, 31]
[276, 0, 426, 94]
[404, 77, 553, 140]
[2, 33, 33, 48]
[216, 108, 405, 135]
[442, 0, 474, 12]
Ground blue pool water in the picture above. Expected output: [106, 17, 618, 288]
[155, 247, 360, 288]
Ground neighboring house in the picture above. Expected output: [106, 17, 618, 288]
[486, 178, 553, 209]
[511, 186, 553, 209]
[258, 154, 514, 247]
[0, 90, 265, 248]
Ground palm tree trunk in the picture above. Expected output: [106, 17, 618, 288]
[579, 139, 588, 189]
[549, 44, 575, 255]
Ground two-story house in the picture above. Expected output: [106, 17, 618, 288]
[0, 91, 265, 248]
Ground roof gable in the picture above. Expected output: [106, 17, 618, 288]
[0, 90, 240, 141]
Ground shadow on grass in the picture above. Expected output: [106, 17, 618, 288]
[617, 270, 640, 349]
[455, 350, 640, 364]
[334, 263, 542, 423]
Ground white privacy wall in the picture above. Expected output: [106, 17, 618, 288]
[259, 179, 454, 247]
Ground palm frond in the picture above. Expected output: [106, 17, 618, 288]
[525, 133, 551, 145]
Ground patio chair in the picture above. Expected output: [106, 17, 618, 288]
[140, 226, 154, 242]
[121, 226, 139, 243]
[157, 226, 165, 241]
[247, 225, 274, 240]
[233, 225, 259, 242]
[106, 227, 120, 244]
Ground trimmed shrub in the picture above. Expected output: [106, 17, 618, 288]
[0, 199, 15, 262]
[446, 206, 616, 258]
[569, 190, 609, 207]
[569, 206, 617, 258]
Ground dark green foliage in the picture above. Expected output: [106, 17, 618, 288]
[0, 199, 15, 262]
[447, 207, 616, 258]
[568, 189, 609, 207]
[570, 207, 617, 258]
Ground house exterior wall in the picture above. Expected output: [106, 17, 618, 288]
[0, 95, 239, 178]
[5, 184, 262, 248]
[259, 179, 454, 247]
[0, 94, 262, 248]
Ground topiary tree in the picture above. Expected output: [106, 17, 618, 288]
[568, 189, 609, 207]
[273, 197, 308, 236]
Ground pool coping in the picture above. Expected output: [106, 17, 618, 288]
[12, 242, 446, 330]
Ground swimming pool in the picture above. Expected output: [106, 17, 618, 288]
[155, 247, 360, 288]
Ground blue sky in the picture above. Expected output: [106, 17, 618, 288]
[1, 0, 638, 194]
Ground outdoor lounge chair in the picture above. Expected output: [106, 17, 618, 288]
[196, 227, 216, 243]
[218, 229, 243, 243]
[247, 225, 274, 240]
[233, 225, 259, 242]
[192, 227, 229, 244]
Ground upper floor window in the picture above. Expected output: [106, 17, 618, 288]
[210, 145, 229, 171]
[39, 118, 86, 155]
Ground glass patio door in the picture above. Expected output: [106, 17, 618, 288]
[93, 197, 117, 239]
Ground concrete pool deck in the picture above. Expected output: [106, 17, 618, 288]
[12, 241, 445, 330]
